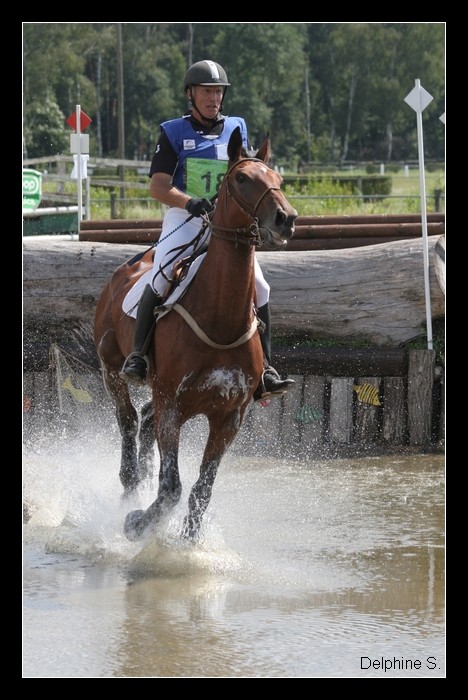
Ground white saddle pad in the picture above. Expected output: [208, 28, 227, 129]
[122, 254, 206, 319]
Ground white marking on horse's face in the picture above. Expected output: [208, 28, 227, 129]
[199, 368, 250, 400]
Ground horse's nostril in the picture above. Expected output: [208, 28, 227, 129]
[275, 209, 287, 227]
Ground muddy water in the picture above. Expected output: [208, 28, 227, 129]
[23, 424, 445, 678]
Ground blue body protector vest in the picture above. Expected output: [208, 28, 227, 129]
[162, 115, 248, 199]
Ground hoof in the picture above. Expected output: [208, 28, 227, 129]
[181, 518, 199, 542]
[124, 509, 146, 541]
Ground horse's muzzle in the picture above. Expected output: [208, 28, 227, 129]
[275, 210, 297, 241]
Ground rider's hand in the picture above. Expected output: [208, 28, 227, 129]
[185, 197, 214, 217]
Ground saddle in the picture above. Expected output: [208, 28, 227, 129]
[161, 246, 208, 302]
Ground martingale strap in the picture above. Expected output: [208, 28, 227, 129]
[172, 303, 258, 349]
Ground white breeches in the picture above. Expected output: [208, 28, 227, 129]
[149, 207, 270, 307]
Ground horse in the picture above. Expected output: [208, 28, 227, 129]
[93, 126, 297, 542]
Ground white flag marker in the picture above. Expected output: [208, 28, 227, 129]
[404, 79, 434, 350]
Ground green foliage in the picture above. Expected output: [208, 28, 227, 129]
[361, 176, 392, 196]
[23, 98, 69, 158]
[402, 318, 445, 366]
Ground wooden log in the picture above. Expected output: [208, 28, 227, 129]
[281, 237, 424, 251]
[292, 213, 445, 226]
[78, 215, 444, 247]
[79, 213, 445, 231]
[23, 236, 445, 349]
[79, 231, 438, 249]
[81, 219, 161, 230]
[261, 236, 445, 344]
[434, 235, 445, 295]
[291, 222, 444, 238]
[79, 229, 160, 244]
[273, 347, 406, 377]
[78, 223, 444, 247]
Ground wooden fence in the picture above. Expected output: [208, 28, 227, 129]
[78, 214, 445, 250]
[23, 347, 444, 456]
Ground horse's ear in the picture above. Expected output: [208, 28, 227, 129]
[255, 132, 271, 164]
[227, 126, 243, 163]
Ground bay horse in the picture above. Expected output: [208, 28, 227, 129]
[93, 126, 297, 542]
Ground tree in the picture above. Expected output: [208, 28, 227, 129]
[23, 97, 69, 158]
[22, 22, 445, 165]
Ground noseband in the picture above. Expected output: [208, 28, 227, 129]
[208, 158, 282, 247]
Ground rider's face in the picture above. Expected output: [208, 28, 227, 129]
[189, 85, 224, 121]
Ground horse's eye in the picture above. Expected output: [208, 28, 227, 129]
[235, 172, 247, 184]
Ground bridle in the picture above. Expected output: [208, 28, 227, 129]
[171, 157, 283, 348]
[208, 158, 283, 247]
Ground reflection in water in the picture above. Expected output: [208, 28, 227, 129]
[23, 428, 445, 678]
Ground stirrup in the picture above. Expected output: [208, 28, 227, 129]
[253, 367, 295, 402]
[119, 352, 149, 386]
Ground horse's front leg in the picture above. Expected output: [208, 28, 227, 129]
[182, 458, 221, 540]
[182, 409, 242, 540]
[137, 400, 155, 484]
[124, 410, 182, 541]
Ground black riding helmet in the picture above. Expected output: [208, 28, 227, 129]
[184, 60, 230, 115]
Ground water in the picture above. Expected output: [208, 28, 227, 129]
[23, 423, 445, 678]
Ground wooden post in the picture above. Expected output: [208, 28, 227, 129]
[279, 375, 303, 456]
[407, 349, 435, 446]
[382, 377, 407, 445]
[353, 377, 381, 444]
[328, 377, 353, 444]
[300, 376, 326, 452]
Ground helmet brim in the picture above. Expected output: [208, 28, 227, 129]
[190, 81, 230, 87]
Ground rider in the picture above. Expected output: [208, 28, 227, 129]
[120, 59, 295, 401]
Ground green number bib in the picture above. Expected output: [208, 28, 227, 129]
[185, 158, 228, 198]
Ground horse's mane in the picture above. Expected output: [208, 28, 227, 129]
[242, 146, 257, 158]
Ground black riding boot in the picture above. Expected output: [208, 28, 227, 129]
[254, 303, 295, 401]
[119, 284, 162, 386]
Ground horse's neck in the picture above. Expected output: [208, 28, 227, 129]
[193, 234, 257, 324]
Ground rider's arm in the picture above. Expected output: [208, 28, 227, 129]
[148, 130, 191, 209]
[149, 172, 191, 209]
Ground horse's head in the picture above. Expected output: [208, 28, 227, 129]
[214, 127, 297, 250]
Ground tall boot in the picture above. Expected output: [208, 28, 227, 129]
[119, 284, 162, 386]
[254, 302, 295, 401]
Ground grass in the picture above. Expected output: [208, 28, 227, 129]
[283, 169, 445, 216]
